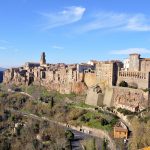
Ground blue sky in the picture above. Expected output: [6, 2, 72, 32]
[1, 0, 150, 67]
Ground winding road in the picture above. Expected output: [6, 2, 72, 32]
[9, 109, 102, 150]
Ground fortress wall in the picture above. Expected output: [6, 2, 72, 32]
[84, 72, 97, 87]
[86, 85, 149, 111]
[85, 86, 104, 106]
[85, 87, 100, 106]
[103, 87, 114, 107]
[118, 71, 150, 89]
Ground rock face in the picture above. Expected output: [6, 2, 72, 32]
[111, 87, 149, 111]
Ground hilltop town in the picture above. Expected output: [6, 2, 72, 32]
[3, 52, 150, 112]
[1, 52, 150, 150]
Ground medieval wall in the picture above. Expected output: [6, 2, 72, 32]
[85, 85, 104, 106]
[84, 72, 97, 87]
[118, 71, 150, 89]
[103, 87, 114, 107]
[86, 86, 149, 111]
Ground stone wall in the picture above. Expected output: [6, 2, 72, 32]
[84, 72, 96, 87]
[86, 86, 149, 111]
[118, 71, 150, 89]
[85, 85, 104, 106]
[103, 87, 114, 107]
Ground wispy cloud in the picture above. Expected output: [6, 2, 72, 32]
[39, 6, 86, 30]
[78, 12, 150, 32]
[110, 48, 150, 55]
[52, 45, 64, 50]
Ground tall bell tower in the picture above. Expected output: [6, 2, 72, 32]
[40, 52, 46, 66]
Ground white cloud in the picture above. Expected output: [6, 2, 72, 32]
[79, 12, 150, 32]
[52, 45, 64, 50]
[39, 6, 86, 30]
[110, 48, 150, 55]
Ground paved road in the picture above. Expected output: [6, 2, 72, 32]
[70, 129, 91, 150]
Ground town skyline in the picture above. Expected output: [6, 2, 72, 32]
[1, 0, 150, 67]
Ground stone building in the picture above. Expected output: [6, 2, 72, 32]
[96, 61, 122, 87]
[3, 53, 97, 94]
[3, 52, 150, 110]
[123, 58, 129, 71]
[118, 53, 150, 89]
[114, 121, 128, 139]
[3, 52, 123, 95]
[40, 52, 46, 66]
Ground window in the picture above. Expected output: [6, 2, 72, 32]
[41, 72, 46, 79]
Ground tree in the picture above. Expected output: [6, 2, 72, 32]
[101, 118, 109, 126]
[102, 138, 108, 150]
[50, 97, 54, 108]
[65, 130, 74, 140]
[129, 118, 150, 150]
[119, 81, 128, 87]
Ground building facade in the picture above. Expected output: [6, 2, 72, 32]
[118, 53, 150, 89]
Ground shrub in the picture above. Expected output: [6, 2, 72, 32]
[117, 108, 136, 115]
[119, 81, 128, 87]
[143, 88, 150, 92]
[100, 118, 109, 126]
[80, 116, 90, 122]
[65, 130, 74, 140]
[0, 92, 8, 98]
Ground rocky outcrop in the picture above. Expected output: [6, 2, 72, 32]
[111, 87, 149, 111]
[41, 81, 87, 94]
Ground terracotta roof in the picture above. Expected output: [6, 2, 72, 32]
[114, 127, 128, 132]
